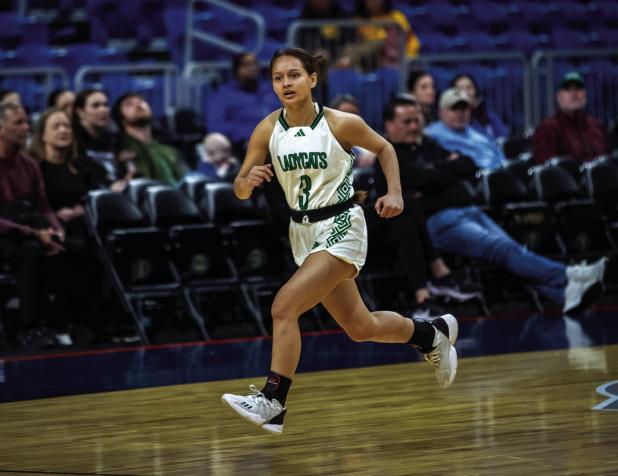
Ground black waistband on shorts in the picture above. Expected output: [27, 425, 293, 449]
[289, 198, 354, 224]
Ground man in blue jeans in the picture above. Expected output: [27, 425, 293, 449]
[374, 96, 606, 313]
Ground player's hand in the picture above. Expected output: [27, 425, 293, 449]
[375, 193, 403, 218]
[245, 164, 273, 188]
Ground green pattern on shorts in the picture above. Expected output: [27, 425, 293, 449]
[311, 241, 321, 249]
[335, 153, 355, 203]
[326, 210, 352, 247]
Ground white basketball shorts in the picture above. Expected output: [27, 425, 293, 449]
[289, 204, 367, 277]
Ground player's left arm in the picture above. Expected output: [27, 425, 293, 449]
[328, 109, 403, 218]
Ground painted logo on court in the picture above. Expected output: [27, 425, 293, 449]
[592, 380, 618, 411]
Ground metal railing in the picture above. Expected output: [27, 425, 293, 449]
[531, 48, 618, 127]
[182, 60, 249, 111]
[286, 18, 407, 129]
[411, 51, 532, 133]
[185, 0, 266, 65]
[0, 67, 69, 114]
[75, 63, 180, 127]
[287, 18, 407, 86]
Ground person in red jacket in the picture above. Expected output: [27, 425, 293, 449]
[533, 71, 610, 164]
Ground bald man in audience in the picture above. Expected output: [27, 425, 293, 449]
[196, 132, 240, 181]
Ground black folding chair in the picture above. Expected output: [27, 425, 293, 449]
[480, 168, 561, 257]
[532, 163, 611, 259]
[204, 182, 294, 335]
[85, 190, 180, 344]
[143, 186, 260, 338]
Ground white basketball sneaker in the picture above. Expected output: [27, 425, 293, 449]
[563, 257, 608, 313]
[423, 314, 459, 388]
[222, 385, 287, 434]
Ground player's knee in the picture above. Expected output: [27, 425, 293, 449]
[271, 297, 298, 323]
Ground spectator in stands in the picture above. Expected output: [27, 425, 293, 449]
[72, 89, 120, 184]
[353, 0, 420, 68]
[47, 89, 76, 117]
[407, 70, 437, 124]
[376, 96, 607, 314]
[28, 107, 102, 342]
[0, 103, 70, 348]
[209, 52, 280, 158]
[299, 0, 353, 64]
[450, 73, 509, 143]
[425, 88, 506, 170]
[29, 108, 100, 242]
[331, 94, 376, 167]
[112, 91, 186, 186]
[0, 89, 22, 107]
[533, 71, 610, 164]
[367, 96, 479, 315]
[195, 132, 240, 181]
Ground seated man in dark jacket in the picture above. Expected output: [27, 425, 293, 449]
[374, 96, 607, 314]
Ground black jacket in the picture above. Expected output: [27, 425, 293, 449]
[374, 136, 479, 217]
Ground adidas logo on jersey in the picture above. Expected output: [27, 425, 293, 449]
[294, 129, 306, 137]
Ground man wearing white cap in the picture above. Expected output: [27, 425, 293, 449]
[425, 88, 506, 170]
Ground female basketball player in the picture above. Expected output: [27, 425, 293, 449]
[222, 48, 458, 434]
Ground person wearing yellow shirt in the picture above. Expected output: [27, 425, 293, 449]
[354, 0, 420, 67]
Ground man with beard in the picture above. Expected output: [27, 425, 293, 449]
[208, 52, 280, 158]
[112, 92, 186, 185]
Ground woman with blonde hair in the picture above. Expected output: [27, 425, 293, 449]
[29, 107, 101, 241]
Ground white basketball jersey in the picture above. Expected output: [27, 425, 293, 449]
[269, 103, 355, 211]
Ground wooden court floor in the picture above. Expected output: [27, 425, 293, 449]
[1, 345, 617, 476]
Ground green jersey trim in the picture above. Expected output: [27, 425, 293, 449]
[326, 209, 352, 248]
[278, 112, 289, 131]
[310, 104, 324, 130]
[278, 103, 323, 131]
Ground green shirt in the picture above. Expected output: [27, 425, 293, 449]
[119, 134, 185, 185]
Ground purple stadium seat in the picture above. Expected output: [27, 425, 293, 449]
[13, 43, 54, 66]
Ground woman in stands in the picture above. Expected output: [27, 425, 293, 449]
[407, 69, 438, 124]
[72, 89, 134, 190]
[450, 73, 509, 142]
[221, 47, 459, 434]
[27, 108, 101, 345]
[47, 89, 76, 117]
[72, 89, 134, 191]
[29, 108, 99, 242]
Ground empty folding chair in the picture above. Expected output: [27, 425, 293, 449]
[547, 156, 582, 184]
[532, 163, 611, 258]
[142, 185, 253, 338]
[200, 182, 264, 224]
[203, 182, 292, 335]
[178, 174, 219, 207]
[124, 178, 163, 208]
[85, 190, 180, 344]
[480, 168, 560, 257]
[582, 159, 618, 221]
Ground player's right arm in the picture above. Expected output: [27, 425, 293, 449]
[234, 112, 277, 199]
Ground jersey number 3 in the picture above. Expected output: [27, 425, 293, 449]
[298, 174, 312, 210]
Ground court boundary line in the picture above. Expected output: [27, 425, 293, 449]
[592, 380, 618, 411]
